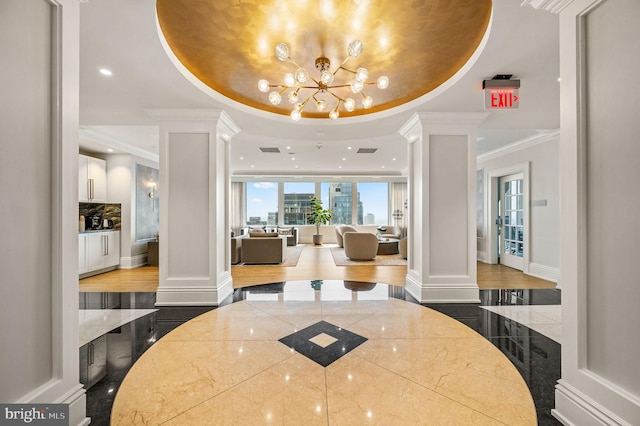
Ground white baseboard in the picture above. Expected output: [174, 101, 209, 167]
[406, 273, 480, 303]
[477, 250, 488, 263]
[528, 262, 561, 285]
[155, 275, 233, 306]
[553, 380, 634, 426]
[119, 254, 148, 269]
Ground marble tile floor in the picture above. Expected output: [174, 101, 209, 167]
[480, 305, 562, 344]
[82, 285, 562, 426]
[79, 308, 158, 347]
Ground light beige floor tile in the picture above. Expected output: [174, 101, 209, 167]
[347, 309, 479, 339]
[162, 308, 298, 342]
[111, 340, 294, 425]
[325, 355, 504, 425]
[163, 355, 328, 426]
[352, 337, 537, 425]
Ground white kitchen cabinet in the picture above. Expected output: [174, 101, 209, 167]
[79, 335, 107, 389]
[80, 231, 120, 275]
[79, 154, 106, 202]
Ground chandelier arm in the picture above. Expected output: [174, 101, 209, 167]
[326, 84, 351, 89]
[336, 56, 351, 71]
[307, 75, 321, 85]
[288, 58, 305, 69]
[300, 90, 320, 110]
[326, 90, 346, 103]
[339, 66, 357, 74]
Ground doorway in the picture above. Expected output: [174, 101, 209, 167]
[485, 163, 530, 273]
[499, 173, 524, 270]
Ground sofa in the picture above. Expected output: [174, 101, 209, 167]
[343, 232, 379, 261]
[241, 232, 287, 264]
[230, 235, 246, 264]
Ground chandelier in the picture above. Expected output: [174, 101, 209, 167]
[258, 40, 389, 120]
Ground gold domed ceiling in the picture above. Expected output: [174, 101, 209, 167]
[156, 0, 492, 119]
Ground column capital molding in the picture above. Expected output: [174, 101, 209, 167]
[144, 108, 236, 127]
[521, 0, 574, 14]
[398, 112, 490, 142]
[145, 109, 240, 139]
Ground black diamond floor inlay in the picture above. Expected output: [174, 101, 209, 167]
[278, 320, 368, 367]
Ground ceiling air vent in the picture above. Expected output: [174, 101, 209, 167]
[357, 148, 377, 154]
[259, 147, 281, 153]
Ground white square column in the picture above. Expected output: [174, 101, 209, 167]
[147, 109, 240, 306]
[398, 112, 488, 303]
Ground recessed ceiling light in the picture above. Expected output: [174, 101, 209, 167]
[338, 166, 342, 169]
[286, 146, 291, 150]
[347, 146, 352, 150]
[240, 156, 244, 160]
[342, 157, 346, 161]
[291, 157, 295, 160]
[99, 68, 112, 76]
[107, 149, 114, 153]
[295, 165, 299, 169]
[392, 157, 396, 161]
[251, 165, 255, 168]
[557, 77, 561, 82]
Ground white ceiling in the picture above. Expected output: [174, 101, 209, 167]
[78, 0, 560, 176]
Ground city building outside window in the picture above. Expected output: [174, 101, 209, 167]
[283, 182, 315, 225]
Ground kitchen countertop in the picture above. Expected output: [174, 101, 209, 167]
[79, 229, 118, 234]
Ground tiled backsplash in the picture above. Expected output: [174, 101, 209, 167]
[79, 202, 122, 230]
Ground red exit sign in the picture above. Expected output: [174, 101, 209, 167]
[482, 78, 520, 110]
[484, 88, 520, 109]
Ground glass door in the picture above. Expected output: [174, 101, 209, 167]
[500, 173, 524, 270]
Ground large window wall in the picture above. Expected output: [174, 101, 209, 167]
[242, 179, 401, 227]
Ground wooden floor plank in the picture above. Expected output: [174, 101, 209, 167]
[79, 245, 556, 293]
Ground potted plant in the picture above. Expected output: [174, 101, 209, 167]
[307, 196, 333, 245]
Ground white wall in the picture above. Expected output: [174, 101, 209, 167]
[554, 0, 640, 424]
[0, 0, 86, 423]
[478, 134, 560, 283]
[106, 154, 159, 268]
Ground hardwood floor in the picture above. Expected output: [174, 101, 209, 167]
[79, 244, 556, 293]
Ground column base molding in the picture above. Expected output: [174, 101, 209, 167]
[156, 275, 233, 306]
[553, 379, 634, 426]
[406, 273, 480, 303]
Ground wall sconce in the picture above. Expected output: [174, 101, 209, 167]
[148, 181, 156, 198]
[148, 182, 156, 210]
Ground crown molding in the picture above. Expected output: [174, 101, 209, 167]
[477, 129, 560, 163]
[521, 0, 574, 14]
[79, 127, 159, 162]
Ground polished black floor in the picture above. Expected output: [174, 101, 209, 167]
[81, 287, 561, 426]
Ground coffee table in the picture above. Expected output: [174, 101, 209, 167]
[377, 238, 400, 255]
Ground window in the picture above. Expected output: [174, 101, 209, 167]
[246, 182, 278, 226]
[322, 182, 357, 225]
[357, 182, 389, 225]
[283, 182, 314, 225]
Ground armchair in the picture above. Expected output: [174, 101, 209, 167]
[335, 225, 358, 248]
[343, 232, 379, 261]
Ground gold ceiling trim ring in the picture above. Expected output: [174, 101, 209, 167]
[156, 0, 492, 119]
